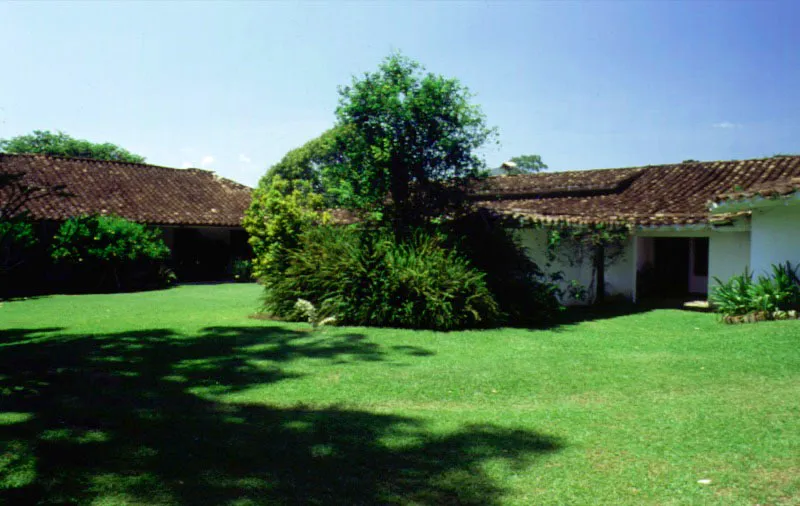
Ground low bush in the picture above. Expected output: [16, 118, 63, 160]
[51, 215, 174, 292]
[264, 226, 501, 330]
[710, 262, 800, 321]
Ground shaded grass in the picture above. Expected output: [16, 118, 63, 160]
[1, 284, 798, 504]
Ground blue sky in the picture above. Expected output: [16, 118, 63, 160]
[2, 1, 799, 186]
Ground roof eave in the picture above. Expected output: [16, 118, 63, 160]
[710, 192, 800, 213]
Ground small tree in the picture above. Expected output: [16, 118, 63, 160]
[0, 130, 146, 163]
[326, 53, 497, 231]
[243, 176, 327, 282]
[499, 155, 548, 175]
[51, 215, 171, 291]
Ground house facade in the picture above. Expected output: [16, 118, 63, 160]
[0, 153, 253, 282]
[472, 156, 800, 304]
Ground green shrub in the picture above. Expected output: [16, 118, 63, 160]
[264, 226, 500, 330]
[232, 258, 253, 282]
[710, 269, 754, 317]
[51, 215, 173, 292]
[243, 176, 326, 282]
[711, 262, 800, 319]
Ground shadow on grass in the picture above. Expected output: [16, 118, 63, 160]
[550, 302, 654, 327]
[0, 325, 561, 505]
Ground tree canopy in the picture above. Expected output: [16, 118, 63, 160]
[497, 155, 548, 175]
[325, 54, 497, 229]
[0, 130, 146, 163]
[257, 127, 342, 199]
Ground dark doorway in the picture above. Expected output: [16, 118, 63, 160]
[172, 228, 230, 282]
[653, 238, 691, 296]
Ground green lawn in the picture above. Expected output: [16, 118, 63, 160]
[1, 284, 798, 505]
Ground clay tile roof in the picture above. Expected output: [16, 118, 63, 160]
[471, 167, 644, 198]
[713, 175, 800, 204]
[0, 153, 252, 227]
[473, 156, 800, 227]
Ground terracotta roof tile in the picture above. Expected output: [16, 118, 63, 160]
[5, 153, 799, 229]
[474, 156, 800, 227]
[713, 175, 800, 204]
[0, 154, 252, 227]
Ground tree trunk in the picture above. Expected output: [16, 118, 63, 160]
[594, 244, 605, 304]
[389, 159, 410, 239]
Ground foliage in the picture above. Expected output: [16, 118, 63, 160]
[0, 130, 146, 163]
[711, 262, 800, 320]
[501, 154, 548, 175]
[565, 279, 589, 302]
[257, 127, 344, 202]
[232, 258, 253, 283]
[710, 269, 754, 317]
[1, 171, 70, 296]
[243, 176, 327, 282]
[264, 226, 500, 330]
[543, 223, 630, 302]
[326, 53, 497, 229]
[446, 210, 562, 324]
[294, 298, 337, 330]
[0, 219, 37, 294]
[51, 215, 172, 291]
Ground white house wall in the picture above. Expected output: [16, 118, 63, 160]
[514, 228, 635, 305]
[708, 231, 750, 286]
[750, 205, 800, 274]
[518, 225, 758, 302]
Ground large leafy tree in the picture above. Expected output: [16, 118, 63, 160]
[0, 130, 146, 163]
[326, 54, 497, 230]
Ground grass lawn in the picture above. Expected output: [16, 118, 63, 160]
[1, 284, 798, 505]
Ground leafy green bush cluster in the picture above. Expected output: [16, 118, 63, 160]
[264, 226, 501, 330]
[52, 215, 173, 292]
[710, 263, 800, 320]
[243, 177, 327, 281]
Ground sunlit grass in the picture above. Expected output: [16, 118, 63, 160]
[1, 284, 798, 504]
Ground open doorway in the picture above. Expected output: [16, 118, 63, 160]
[637, 237, 709, 300]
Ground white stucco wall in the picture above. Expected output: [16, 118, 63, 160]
[750, 204, 800, 275]
[708, 232, 751, 286]
[514, 228, 635, 305]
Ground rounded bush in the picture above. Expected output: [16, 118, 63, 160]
[264, 226, 501, 330]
